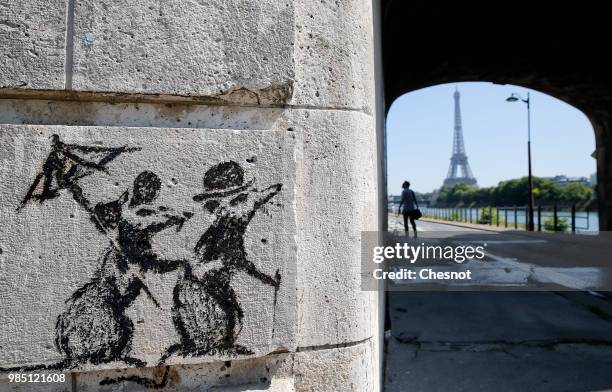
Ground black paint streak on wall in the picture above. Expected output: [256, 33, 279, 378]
[99, 366, 170, 389]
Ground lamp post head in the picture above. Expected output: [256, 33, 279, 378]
[506, 92, 530, 104]
[506, 94, 519, 102]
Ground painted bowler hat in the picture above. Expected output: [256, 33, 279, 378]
[193, 161, 254, 202]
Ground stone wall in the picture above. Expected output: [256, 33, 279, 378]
[0, 1, 380, 390]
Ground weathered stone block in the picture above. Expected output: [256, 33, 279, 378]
[0, 0, 66, 90]
[71, 0, 295, 104]
[14, 339, 373, 391]
[72, 353, 294, 391]
[1, 0, 375, 113]
[292, 0, 375, 113]
[0, 98, 285, 130]
[0, 101, 379, 351]
[0, 125, 297, 372]
[286, 109, 378, 347]
[293, 340, 375, 391]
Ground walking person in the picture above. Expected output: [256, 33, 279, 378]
[398, 181, 418, 237]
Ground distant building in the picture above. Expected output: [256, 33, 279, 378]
[388, 193, 431, 208]
[545, 175, 590, 187]
[590, 173, 597, 186]
[388, 195, 401, 203]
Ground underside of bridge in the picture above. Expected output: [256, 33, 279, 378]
[381, 2, 612, 230]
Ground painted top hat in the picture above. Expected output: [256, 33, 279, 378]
[193, 161, 254, 202]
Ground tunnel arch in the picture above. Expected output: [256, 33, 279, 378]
[381, 2, 612, 229]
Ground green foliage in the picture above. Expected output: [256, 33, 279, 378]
[414, 191, 433, 204]
[449, 210, 461, 221]
[543, 216, 569, 232]
[433, 177, 593, 207]
[478, 208, 492, 224]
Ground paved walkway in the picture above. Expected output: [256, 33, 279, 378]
[384, 219, 612, 392]
[387, 214, 612, 290]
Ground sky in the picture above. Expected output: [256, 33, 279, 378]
[386, 82, 597, 194]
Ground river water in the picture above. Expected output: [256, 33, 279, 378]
[389, 204, 599, 232]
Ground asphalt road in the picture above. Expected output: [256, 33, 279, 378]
[385, 217, 612, 392]
[387, 215, 612, 290]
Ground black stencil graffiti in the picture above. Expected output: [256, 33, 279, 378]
[129, 170, 162, 207]
[55, 264, 147, 368]
[55, 172, 190, 369]
[1, 137, 283, 380]
[18, 134, 140, 214]
[161, 161, 282, 362]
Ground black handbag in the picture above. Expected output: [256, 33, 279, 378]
[411, 190, 422, 220]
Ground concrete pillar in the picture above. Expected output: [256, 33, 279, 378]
[0, 1, 380, 391]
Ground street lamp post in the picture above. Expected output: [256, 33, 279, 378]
[506, 92, 535, 231]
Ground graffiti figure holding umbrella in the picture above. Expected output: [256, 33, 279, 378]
[13, 135, 191, 370]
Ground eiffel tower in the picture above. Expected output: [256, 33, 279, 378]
[443, 88, 477, 187]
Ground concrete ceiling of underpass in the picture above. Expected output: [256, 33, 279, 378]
[381, 2, 612, 136]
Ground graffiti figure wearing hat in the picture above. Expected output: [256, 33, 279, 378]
[161, 161, 282, 361]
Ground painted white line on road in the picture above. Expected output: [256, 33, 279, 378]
[389, 251, 603, 290]
[485, 251, 601, 290]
